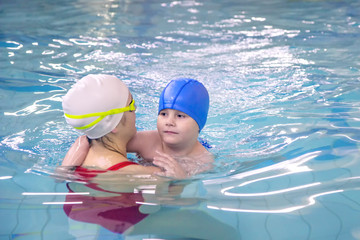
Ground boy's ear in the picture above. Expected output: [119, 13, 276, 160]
[111, 128, 118, 134]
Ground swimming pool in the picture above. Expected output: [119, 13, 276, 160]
[1, 0, 360, 239]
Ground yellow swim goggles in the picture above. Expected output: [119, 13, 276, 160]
[64, 99, 136, 130]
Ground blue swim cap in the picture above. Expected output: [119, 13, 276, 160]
[158, 78, 209, 131]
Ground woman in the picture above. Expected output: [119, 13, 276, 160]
[62, 74, 185, 178]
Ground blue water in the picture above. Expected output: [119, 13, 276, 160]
[1, 0, 360, 239]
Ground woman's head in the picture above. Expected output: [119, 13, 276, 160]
[62, 74, 135, 139]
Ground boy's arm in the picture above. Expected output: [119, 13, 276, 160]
[61, 135, 89, 166]
[126, 130, 159, 157]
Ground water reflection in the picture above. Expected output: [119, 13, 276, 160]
[204, 150, 360, 214]
[49, 173, 240, 239]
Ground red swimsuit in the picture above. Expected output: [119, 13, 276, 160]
[63, 161, 148, 234]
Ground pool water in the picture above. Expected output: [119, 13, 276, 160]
[1, 0, 360, 239]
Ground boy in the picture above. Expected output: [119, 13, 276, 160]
[127, 78, 213, 176]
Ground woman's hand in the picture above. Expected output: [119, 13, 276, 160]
[62, 135, 89, 166]
[153, 151, 187, 179]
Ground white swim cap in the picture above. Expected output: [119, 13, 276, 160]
[62, 74, 130, 139]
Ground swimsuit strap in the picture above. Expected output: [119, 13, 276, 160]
[75, 161, 139, 178]
[75, 166, 107, 178]
[107, 161, 138, 170]
[199, 138, 212, 149]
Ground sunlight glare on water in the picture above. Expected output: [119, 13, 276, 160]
[1, 0, 360, 239]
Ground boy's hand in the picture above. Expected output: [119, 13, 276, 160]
[153, 151, 187, 179]
[62, 135, 89, 166]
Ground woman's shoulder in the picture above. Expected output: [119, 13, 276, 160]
[83, 145, 127, 169]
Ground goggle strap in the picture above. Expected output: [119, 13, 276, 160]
[74, 115, 105, 130]
[64, 100, 135, 130]
[64, 104, 135, 119]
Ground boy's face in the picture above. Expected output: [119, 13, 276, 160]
[157, 109, 199, 147]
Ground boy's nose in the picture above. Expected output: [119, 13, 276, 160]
[165, 115, 175, 126]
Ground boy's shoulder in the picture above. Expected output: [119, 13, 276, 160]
[137, 130, 158, 138]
